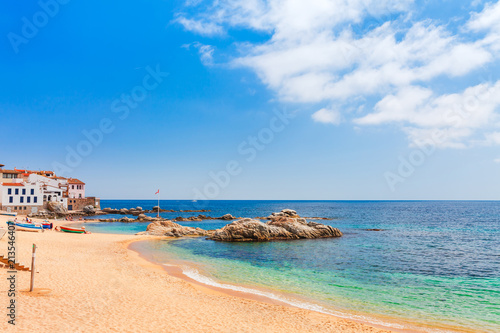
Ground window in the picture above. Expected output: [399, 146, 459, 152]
[34, 197, 37, 203]
[79, 194, 82, 198]
[22, 189, 26, 195]
[3, 173, 17, 179]
[24, 207, 26, 210]
[31, 189, 34, 195]
[27, 197, 31, 203]
[15, 189, 19, 195]
[72, 185, 75, 189]
[9, 196, 13, 203]
[20, 197, 24, 203]
[8, 188, 11, 195]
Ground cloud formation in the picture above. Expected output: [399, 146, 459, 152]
[177, 0, 500, 148]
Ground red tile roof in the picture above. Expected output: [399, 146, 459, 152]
[68, 178, 85, 185]
[1, 182, 24, 186]
[0, 169, 21, 174]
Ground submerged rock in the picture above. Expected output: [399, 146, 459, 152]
[208, 217, 342, 242]
[137, 220, 209, 237]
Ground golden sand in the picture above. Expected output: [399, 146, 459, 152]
[0, 215, 393, 333]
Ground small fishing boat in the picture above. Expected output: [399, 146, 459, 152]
[27, 220, 53, 229]
[7, 221, 44, 232]
[60, 225, 86, 234]
[0, 211, 17, 217]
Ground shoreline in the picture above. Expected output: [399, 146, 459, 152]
[127, 238, 416, 333]
[1, 215, 393, 332]
[126, 238, 481, 333]
[0, 215, 480, 332]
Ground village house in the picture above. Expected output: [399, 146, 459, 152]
[0, 163, 100, 214]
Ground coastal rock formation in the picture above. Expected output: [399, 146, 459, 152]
[83, 205, 95, 215]
[137, 214, 155, 222]
[173, 216, 202, 222]
[47, 202, 68, 215]
[220, 213, 235, 220]
[137, 220, 209, 237]
[267, 209, 300, 219]
[208, 217, 342, 242]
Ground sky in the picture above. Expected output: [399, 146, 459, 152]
[0, 0, 499, 200]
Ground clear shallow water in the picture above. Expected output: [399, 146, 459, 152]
[88, 200, 500, 332]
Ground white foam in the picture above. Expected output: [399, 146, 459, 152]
[174, 265, 424, 331]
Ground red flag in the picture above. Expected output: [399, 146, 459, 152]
[155, 189, 159, 195]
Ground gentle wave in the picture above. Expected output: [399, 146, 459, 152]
[172, 264, 452, 332]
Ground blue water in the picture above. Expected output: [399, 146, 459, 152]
[85, 200, 500, 332]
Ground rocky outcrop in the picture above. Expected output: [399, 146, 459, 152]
[47, 202, 68, 215]
[208, 217, 342, 242]
[136, 220, 210, 237]
[99, 207, 209, 216]
[173, 216, 202, 222]
[83, 205, 95, 215]
[267, 209, 300, 219]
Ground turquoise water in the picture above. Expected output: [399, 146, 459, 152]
[88, 200, 500, 332]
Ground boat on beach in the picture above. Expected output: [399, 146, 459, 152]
[60, 225, 87, 234]
[0, 211, 17, 217]
[7, 221, 44, 232]
[27, 220, 53, 229]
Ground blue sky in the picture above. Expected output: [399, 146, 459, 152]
[1, 0, 499, 200]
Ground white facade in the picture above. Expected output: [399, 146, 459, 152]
[43, 184, 67, 206]
[0, 165, 96, 214]
[0, 183, 43, 214]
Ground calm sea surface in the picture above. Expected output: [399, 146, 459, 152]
[78, 200, 500, 332]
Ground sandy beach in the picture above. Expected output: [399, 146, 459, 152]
[0, 215, 395, 333]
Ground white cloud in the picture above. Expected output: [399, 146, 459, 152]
[355, 81, 500, 147]
[184, 42, 215, 65]
[468, 1, 500, 32]
[483, 132, 500, 145]
[494, 157, 500, 163]
[312, 108, 342, 125]
[178, 0, 500, 149]
[175, 17, 224, 36]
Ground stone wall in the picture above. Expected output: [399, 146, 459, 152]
[67, 197, 101, 211]
[0, 204, 44, 215]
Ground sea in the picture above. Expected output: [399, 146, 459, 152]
[75, 200, 500, 332]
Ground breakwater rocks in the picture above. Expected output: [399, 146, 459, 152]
[100, 207, 210, 216]
[208, 217, 342, 242]
[172, 214, 236, 222]
[98, 213, 237, 223]
[136, 220, 212, 237]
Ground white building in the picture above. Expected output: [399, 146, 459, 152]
[0, 182, 44, 215]
[0, 164, 99, 214]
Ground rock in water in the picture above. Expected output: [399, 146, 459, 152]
[267, 209, 300, 219]
[220, 214, 235, 220]
[209, 217, 342, 242]
[137, 220, 208, 237]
